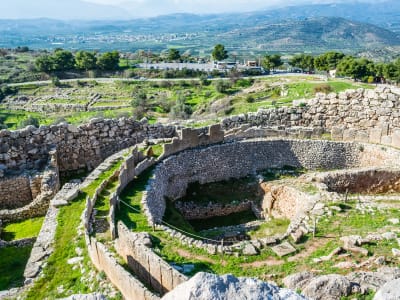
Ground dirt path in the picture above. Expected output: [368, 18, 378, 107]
[241, 258, 284, 268]
[176, 248, 227, 266]
[288, 236, 334, 262]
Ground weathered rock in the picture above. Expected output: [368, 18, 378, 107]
[374, 278, 400, 300]
[302, 274, 352, 300]
[347, 267, 400, 292]
[392, 248, 400, 257]
[242, 243, 259, 256]
[382, 232, 397, 240]
[388, 218, 400, 225]
[291, 228, 304, 244]
[271, 242, 297, 257]
[61, 293, 106, 300]
[283, 272, 315, 291]
[161, 272, 307, 300]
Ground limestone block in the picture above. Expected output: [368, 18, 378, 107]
[331, 127, 344, 140]
[391, 129, 400, 148]
[369, 128, 382, 144]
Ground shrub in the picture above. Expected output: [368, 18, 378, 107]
[51, 76, 61, 87]
[313, 83, 333, 94]
[214, 80, 231, 93]
[18, 116, 40, 128]
[246, 95, 255, 103]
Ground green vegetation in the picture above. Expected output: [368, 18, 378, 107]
[116, 167, 154, 232]
[1, 216, 44, 241]
[115, 165, 400, 289]
[0, 72, 377, 130]
[0, 246, 33, 290]
[248, 218, 290, 239]
[25, 158, 123, 299]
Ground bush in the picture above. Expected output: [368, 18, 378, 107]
[18, 116, 40, 128]
[246, 95, 255, 103]
[313, 83, 333, 94]
[51, 76, 61, 87]
[214, 80, 231, 93]
[170, 95, 192, 119]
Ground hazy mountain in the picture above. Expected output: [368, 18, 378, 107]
[224, 17, 400, 51]
[1, 1, 400, 54]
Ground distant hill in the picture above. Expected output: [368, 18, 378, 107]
[0, 14, 399, 55]
[223, 17, 400, 52]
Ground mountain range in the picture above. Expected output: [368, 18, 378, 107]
[1, 1, 400, 55]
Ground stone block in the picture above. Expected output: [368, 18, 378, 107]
[331, 127, 344, 140]
[271, 241, 297, 257]
[369, 128, 382, 144]
[343, 128, 357, 142]
[355, 130, 369, 143]
[391, 129, 400, 148]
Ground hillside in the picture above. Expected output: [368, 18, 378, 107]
[223, 17, 400, 52]
[0, 16, 399, 54]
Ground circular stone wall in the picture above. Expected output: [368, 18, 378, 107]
[143, 139, 400, 224]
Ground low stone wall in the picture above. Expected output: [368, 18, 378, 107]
[0, 237, 36, 249]
[0, 117, 176, 174]
[143, 139, 367, 224]
[0, 149, 60, 223]
[174, 200, 253, 220]
[220, 86, 400, 133]
[161, 124, 224, 159]
[0, 175, 32, 209]
[79, 148, 165, 300]
[115, 222, 187, 295]
[314, 168, 400, 194]
[87, 236, 159, 300]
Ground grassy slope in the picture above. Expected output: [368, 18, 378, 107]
[0, 77, 375, 129]
[25, 159, 123, 299]
[0, 246, 33, 290]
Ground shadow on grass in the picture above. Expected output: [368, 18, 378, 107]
[0, 246, 32, 290]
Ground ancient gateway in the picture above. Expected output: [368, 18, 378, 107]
[1, 86, 400, 299]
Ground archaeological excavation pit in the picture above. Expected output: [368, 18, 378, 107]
[143, 139, 400, 243]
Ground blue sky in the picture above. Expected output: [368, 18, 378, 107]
[0, 0, 385, 19]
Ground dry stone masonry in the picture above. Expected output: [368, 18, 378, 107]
[4, 85, 400, 299]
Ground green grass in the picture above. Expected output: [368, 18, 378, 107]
[25, 159, 123, 299]
[1, 216, 44, 241]
[0, 246, 33, 290]
[116, 167, 154, 232]
[248, 218, 290, 239]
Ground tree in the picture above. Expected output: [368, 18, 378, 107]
[214, 79, 231, 93]
[130, 90, 147, 120]
[167, 48, 181, 61]
[336, 56, 375, 81]
[170, 92, 192, 119]
[289, 54, 314, 72]
[314, 51, 345, 72]
[262, 54, 283, 71]
[212, 44, 228, 61]
[383, 59, 400, 83]
[52, 49, 75, 71]
[97, 51, 120, 70]
[35, 54, 54, 73]
[75, 51, 97, 70]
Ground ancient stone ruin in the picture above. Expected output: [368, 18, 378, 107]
[1, 86, 400, 299]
